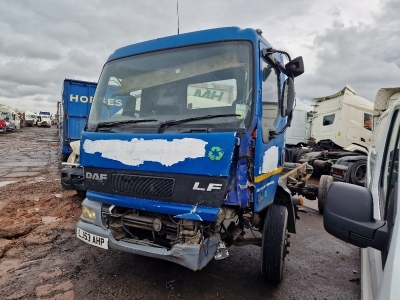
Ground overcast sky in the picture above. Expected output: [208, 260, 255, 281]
[0, 0, 399, 114]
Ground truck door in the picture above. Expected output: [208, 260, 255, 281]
[366, 109, 400, 299]
[253, 53, 284, 212]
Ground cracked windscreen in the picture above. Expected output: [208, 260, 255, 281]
[87, 41, 253, 131]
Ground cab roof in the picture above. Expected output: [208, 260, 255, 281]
[107, 27, 267, 62]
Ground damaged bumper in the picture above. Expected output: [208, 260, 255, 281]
[77, 198, 221, 271]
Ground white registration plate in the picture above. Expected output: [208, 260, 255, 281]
[77, 227, 108, 250]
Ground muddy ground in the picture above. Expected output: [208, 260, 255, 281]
[0, 126, 360, 300]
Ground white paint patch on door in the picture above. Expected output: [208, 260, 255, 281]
[261, 146, 279, 173]
[83, 138, 208, 167]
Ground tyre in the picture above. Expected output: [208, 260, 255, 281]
[261, 204, 289, 285]
[318, 175, 333, 214]
[294, 148, 310, 163]
[350, 160, 367, 186]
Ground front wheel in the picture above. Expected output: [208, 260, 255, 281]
[261, 204, 289, 285]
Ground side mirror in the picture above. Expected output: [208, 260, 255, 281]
[281, 78, 295, 117]
[324, 182, 389, 251]
[285, 56, 304, 78]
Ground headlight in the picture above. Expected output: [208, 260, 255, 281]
[82, 206, 96, 221]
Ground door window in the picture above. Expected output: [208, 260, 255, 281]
[364, 113, 373, 131]
[323, 114, 335, 126]
[261, 59, 279, 138]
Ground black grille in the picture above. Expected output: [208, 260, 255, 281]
[111, 174, 175, 197]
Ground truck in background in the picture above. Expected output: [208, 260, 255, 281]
[0, 106, 20, 130]
[60, 79, 97, 162]
[24, 111, 37, 127]
[68, 27, 325, 285]
[286, 86, 373, 191]
[323, 87, 400, 300]
[0, 113, 7, 133]
[36, 112, 52, 128]
[285, 101, 313, 147]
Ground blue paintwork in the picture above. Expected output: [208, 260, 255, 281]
[253, 38, 287, 213]
[86, 191, 220, 222]
[83, 26, 289, 215]
[80, 131, 236, 176]
[61, 79, 97, 156]
[107, 27, 268, 62]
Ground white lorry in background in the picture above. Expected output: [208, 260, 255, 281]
[286, 86, 374, 205]
[36, 111, 52, 128]
[323, 87, 400, 300]
[0, 106, 20, 130]
[285, 101, 313, 146]
[24, 111, 37, 127]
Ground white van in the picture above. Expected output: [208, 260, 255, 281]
[323, 87, 400, 299]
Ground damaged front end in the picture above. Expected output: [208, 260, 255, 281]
[78, 198, 231, 271]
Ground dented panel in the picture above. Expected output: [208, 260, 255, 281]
[81, 132, 237, 177]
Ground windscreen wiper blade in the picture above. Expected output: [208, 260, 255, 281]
[95, 119, 158, 131]
[157, 114, 240, 133]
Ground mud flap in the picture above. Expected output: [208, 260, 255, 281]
[276, 180, 296, 234]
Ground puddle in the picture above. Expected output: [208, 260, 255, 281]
[0, 181, 17, 187]
[4, 172, 40, 178]
[0, 162, 47, 167]
[42, 216, 59, 224]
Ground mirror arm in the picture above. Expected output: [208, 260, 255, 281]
[262, 49, 287, 76]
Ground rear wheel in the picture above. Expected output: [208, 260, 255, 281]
[295, 149, 310, 163]
[350, 160, 367, 186]
[261, 204, 289, 285]
[318, 175, 333, 214]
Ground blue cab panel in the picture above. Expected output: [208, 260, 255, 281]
[80, 131, 237, 176]
[61, 79, 97, 156]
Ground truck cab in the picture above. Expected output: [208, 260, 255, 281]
[36, 113, 52, 127]
[76, 27, 304, 284]
[0, 107, 20, 131]
[323, 87, 400, 299]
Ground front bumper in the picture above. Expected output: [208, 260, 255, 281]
[77, 198, 220, 271]
[61, 167, 85, 191]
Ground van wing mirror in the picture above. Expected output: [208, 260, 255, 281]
[323, 182, 389, 251]
[285, 56, 304, 78]
[281, 77, 295, 117]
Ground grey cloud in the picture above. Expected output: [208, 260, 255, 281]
[296, 0, 400, 102]
[0, 38, 60, 60]
[0, 0, 399, 113]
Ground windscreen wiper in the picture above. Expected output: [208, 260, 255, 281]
[157, 114, 240, 133]
[95, 119, 158, 131]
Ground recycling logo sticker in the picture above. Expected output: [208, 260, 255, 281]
[208, 146, 224, 161]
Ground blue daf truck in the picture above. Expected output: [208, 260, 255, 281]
[74, 27, 312, 284]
